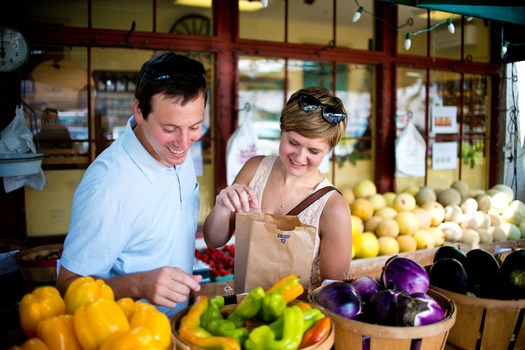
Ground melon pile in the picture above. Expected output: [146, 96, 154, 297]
[343, 180, 525, 259]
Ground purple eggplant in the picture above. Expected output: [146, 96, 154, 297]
[397, 292, 446, 326]
[368, 288, 407, 326]
[313, 281, 363, 320]
[350, 275, 381, 303]
[381, 256, 430, 294]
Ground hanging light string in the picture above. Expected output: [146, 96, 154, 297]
[350, 0, 523, 55]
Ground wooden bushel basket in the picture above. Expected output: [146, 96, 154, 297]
[16, 244, 63, 291]
[309, 287, 456, 350]
[171, 301, 335, 350]
[432, 286, 525, 350]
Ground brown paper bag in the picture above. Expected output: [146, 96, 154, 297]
[233, 212, 317, 294]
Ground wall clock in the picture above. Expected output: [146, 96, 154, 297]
[0, 27, 30, 73]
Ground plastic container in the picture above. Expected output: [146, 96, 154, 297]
[171, 301, 335, 350]
[0, 153, 44, 177]
[432, 286, 525, 350]
[309, 286, 456, 350]
[17, 244, 63, 291]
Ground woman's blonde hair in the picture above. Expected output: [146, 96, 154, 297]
[280, 86, 348, 149]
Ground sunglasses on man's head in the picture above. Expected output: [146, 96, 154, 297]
[136, 57, 206, 96]
[288, 94, 347, 125]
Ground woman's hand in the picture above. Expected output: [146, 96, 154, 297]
[216, 184, 259, 212]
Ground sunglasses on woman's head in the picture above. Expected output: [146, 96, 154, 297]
[136, 57, 206, 96]
[288, 94, 347, 125]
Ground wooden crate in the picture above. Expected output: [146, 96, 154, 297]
[432, 286, 525, 350]
[349, 248, 438, 280]
[309, 288, 456, 350]
[348, 239, 525, 280]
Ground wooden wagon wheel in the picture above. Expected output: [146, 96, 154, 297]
[170, 14, 211, 36]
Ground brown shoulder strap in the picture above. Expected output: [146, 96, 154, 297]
[286, 186, 340, 216]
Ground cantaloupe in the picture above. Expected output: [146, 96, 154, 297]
[376, 218, 400, 238]
[350, 198, 374, 221]
[437, 188, 462, 207]
[415, 187, 437, 206]
[492, 184, 514, 204]
[412, 207, 431, 229]
[414, 230, 436, 250]
[374, 206, 398, 220]
[460, 197, 478, 214]
[451, 180, 470, 198]
[392, 192, 416, 212]
[475, 193, 492, 213]
[364, 216, 382, 233]
[367, 193, 387, 211]
[353, 179, 377, 199]
[394, 211, 420, 235]
[422, 201, 446, 226]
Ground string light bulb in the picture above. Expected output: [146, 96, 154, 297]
[352, 6, 364, 23]
[404, 33, 412, 51]
[466, 16, 474, 22]
[447, 19, 455, 34]
[501, 41, 509, 58]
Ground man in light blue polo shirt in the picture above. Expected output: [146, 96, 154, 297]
[57, 52, 207, 318]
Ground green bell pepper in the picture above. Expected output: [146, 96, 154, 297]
[245, 305, 304, 350]
[201, 295, 225, 330]
[227, 286, 265, 328]
[207, 319, 248, 345]
[269, 307, 324, 339]
[259, 292, 287, 322]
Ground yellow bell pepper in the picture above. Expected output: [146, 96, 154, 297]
[73, 298, 130, 350]
[99, 326, 167, 350]
[265, 274, 304, 303]
[64, 276, 114, 314]
[129, 302, 172, 350]
[7, 338, 49, 350]
[179, 325, 240, 350]
[37, 314, 83, 350]
[180, 295, 208, 327]
[18, 286, 67, 338]
[116, 297, 136, 321]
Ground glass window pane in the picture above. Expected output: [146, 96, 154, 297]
[334, 64, 374, 190]
[337, 0, 374, 50]
[25, 0, 88, 27]
[239, 1, 284, 41]
[238, 56, 285, 156]
[22, 46, 90, 167]
[92, 0, 152, 31]
[394, 67, 428, 191]
[429, 11, 461, 60]
[463, 74, 489, 134]
[168, 2, 213, 35]
[398, 6, 429, 56]
[464, 18, 490, 63]
[288, 1, 333, 45]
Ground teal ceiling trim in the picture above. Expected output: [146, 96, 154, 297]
[379, 1, 525, 25]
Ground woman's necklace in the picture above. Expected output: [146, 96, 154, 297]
[278, 173, 321, 209]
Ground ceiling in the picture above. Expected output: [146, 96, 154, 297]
[379, 0, 525, 25]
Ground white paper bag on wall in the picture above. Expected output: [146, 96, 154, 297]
[226, 109, 259, 185]
[395, 119, 426, 177]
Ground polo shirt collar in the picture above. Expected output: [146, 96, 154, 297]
[121, 116, 175, 183]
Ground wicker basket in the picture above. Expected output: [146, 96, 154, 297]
[171, 301, 335, 350]
[17, 244, 63, 291]
[309, 287, 456, 350]
[432, 286, 525, 350]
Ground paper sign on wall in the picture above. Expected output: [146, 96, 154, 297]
[431, 106, 458, 134]
[432, 142, 457, 170]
